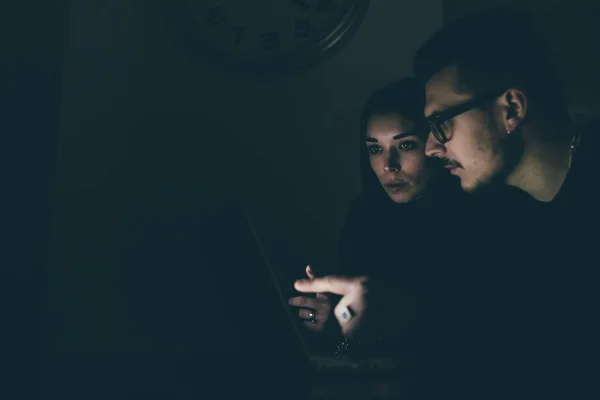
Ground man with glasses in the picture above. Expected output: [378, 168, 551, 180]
[411, 6, 600, 397]
[414, 9, 583, 202]
[297, 8, 599, 398]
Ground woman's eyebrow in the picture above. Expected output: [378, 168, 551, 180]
[366, 131, 416, 142]
[393, 132, 415, 140]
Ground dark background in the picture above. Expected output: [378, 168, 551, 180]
[49, 0, 600, 354]
[3, 1, 67, 399]
[6, 0, 599, 397]
[50, 0, 444, 353]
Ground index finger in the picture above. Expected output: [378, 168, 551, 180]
[305, 265, 315, 280]
[305, 265, 328, 299]
[294, 275, 365, 296]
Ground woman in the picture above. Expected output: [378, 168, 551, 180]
[341, 78, 460, 278]
[289, 78, 464, 356]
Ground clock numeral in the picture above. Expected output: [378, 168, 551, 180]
[207, 6, 226, 25]
[260, 32, 280, 50]
[291, 0, 310, 10]
[316, 0, 334, 11]
[231, 26, 246, 46]
[293, 19, 311, 38]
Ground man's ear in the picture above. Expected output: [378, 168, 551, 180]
[502, 88, 528, 133]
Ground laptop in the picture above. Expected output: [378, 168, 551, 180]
[118, 204, 313, 398]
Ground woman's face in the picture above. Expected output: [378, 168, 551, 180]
[365, 113, 434, 203]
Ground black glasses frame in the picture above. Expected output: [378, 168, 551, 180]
[426, 89, 507, 144]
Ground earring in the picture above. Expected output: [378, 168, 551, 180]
[506, 129, 512, 135]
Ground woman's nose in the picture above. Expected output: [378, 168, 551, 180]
[383, 150, 400, 173]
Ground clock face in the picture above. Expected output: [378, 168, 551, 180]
[165, 0, 370, 78]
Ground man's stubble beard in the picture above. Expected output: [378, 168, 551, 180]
[466, 120, 525, 194]
[491, 127, 525, 187]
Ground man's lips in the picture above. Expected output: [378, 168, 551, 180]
[441, 157, 461, 167]
[443, 159, 462, 172]
[445, 164, 460, 175]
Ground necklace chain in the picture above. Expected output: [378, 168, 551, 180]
[568, 133, 580, 170]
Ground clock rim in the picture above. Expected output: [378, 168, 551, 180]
[163, 0, 371, 80]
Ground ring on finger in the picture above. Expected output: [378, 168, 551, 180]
[336, 305, 353, 323]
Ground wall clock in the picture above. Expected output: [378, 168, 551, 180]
[164, 0, 371, 79]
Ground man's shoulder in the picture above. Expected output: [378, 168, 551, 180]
[553, 122, 600, 220]
[469, 184, 537, 208]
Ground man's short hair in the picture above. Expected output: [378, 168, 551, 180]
[413, 8, 568, 115]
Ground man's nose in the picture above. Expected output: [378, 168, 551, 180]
[425, 133, 445, 158]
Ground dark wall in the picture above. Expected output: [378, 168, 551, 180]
[51, 0, 445, 352]
[2, 0, 67, 398]
[443, 0, 600, 116]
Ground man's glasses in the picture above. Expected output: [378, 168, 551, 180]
[426, 89, 507, 144]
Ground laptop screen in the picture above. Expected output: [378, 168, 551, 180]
[119, 205, 312, 396]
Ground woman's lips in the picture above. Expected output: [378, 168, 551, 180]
[384, 181, 409, 192]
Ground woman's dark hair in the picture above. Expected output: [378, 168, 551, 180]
[359, 78, 427, 203]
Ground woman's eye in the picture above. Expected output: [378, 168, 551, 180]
[367, 145, 382, 155]
[399, 141, 418, 150]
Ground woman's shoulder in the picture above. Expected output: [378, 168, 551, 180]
[420, 174, 466, 207]
[341, 193, 388, 234]
[345, 192, 371, 215]
[341, 193, 372, 232]
[344, 192, 411, 221]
